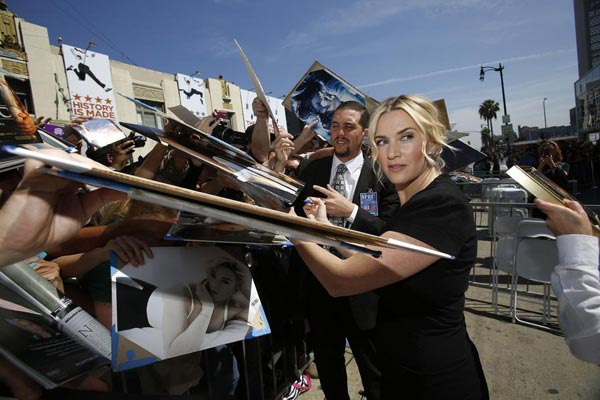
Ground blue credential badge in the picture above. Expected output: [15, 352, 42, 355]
[360, 191, 378, 216]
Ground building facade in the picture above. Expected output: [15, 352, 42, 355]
[573, 0, 600, 139]
[0, 10, 288, 158]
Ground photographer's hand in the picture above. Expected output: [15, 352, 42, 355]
[110, 140, 135, 171]
[194, 115, 221, 135]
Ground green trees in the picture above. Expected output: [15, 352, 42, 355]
[479, 99, 500, 134]
[479, 99, 500, 153]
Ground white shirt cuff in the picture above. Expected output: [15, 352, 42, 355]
[556, 235, 599, 271]
[347, 204, 359, 224]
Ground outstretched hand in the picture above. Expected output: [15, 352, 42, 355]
[194, 115, 221, 135]
[534, 198, 593, 236]
[312, 184, 355, 218]
[105, 235, 153, 267]
[0, 149, 125, 267]
[252, 97, 269, 119]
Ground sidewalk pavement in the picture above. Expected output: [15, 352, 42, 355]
[301, 284, 600, 400]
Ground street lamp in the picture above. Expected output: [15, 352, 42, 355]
[480, 63, 509, 152]
[543, 97, 548, 129]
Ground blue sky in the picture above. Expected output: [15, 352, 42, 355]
[12, 0, 577, 150]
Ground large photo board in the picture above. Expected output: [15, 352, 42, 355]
[282, 61, 379, 142]
[110, 247, 270, 371]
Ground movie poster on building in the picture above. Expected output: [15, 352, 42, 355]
[176, 73, 207, 118]
[62, 44, 117, 121]
[240, 90, 287, 133]
[240, 88, 257, 129]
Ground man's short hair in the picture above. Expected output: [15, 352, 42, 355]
[335, 101, 369, 129]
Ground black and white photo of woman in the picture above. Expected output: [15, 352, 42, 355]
[114, 247, 254, 360]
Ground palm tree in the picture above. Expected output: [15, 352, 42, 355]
[479, 99, 500, 151]
[478, 99, 500, 135]
[480, 126, 490, 152]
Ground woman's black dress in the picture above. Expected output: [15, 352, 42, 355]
[376, 175, 488, 399]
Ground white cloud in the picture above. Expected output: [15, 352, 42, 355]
[281, 32, 313, 49]
[277, 0, 491, 49]
[357, 48, 576, 89]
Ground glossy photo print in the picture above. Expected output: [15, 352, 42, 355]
[283, 62, 379, 142]
[110, 246, 270, 371]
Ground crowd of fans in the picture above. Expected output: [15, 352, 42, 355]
[473, 139, 600, 192]
[2, 92, 599, 400]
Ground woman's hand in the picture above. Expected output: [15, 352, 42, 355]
[538, 154, 556, 170]
[31, 259, 64, 292]
[303, 198, 330, 224]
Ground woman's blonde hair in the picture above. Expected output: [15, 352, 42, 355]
[368, 94, 448, 178]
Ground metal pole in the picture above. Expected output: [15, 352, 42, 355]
[498, 63, 508, 117]
[543, 98, 547, 129]
[498, 63, 509, 153]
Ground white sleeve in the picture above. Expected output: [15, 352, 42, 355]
[552, 234, 600, 364]
[346, 204, 359, 224]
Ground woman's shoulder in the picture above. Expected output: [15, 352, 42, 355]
[412, 175, 469, 207]
[386, 175, 472, 230]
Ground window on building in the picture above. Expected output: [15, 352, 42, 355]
[135, 99, 164, 128]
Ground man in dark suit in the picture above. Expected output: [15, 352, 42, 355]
[290, 101, 398, 400]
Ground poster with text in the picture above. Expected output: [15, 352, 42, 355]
[176, 73, 207, 118]
[62, 44, 118, 121]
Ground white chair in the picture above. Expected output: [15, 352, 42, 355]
[488, 187, 529, 234]
[491, 215, 528, 315]
[474, 178, 500, 228]
[510, 220, 558, 330]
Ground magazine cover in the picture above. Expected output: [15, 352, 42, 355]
[165, 211, 290, 245]
[282, 61, 379, 142]
[0, 282, 108, 389]
[110, 247, 271, 371]
[0, 262, 112, 360]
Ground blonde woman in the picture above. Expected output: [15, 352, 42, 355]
[294, 95, 488, 399]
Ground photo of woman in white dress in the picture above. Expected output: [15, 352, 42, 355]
[114, 247, 258, 361]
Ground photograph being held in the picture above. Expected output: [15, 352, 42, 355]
[116, 254, 251, 359]
[293, 94, 489, 399]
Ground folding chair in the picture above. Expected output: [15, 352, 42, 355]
[491, 215, 528, 315]
[510, 220, 559, 331]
